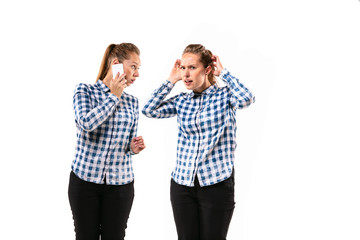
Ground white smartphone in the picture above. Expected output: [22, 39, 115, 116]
[112, 64, 124, 79]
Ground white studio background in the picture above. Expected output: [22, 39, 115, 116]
[1, 0, 359, 239]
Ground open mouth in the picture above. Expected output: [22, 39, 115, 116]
[184, 79, 192, 85]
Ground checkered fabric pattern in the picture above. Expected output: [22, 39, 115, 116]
[72, 80, 139, 185]
[142, 69, 255, 187]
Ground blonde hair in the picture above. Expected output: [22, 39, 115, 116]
[96, 43, 140, 81]
[183, 44, 216, 85]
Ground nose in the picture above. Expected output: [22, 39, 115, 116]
[134, 69, 139, 77]
[184, 69, 190, 77]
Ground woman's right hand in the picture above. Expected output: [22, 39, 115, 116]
[110, 72, 127, 99]
[168, 59, 182, 84]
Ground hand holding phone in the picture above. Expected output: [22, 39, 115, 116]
[110, 64, 127, 99]
[112, 64, 124, 79]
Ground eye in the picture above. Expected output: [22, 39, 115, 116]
[190, 66, 196, 70]
[180, 66, 185, 70]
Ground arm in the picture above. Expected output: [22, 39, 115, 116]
[212, 55, 255, 109]
[141, 80, 178, 118]
[142, 59, 182, 118]
[221, 69, 255, 109]
[128, 99, 139, 155]
[73, 83, 119, 132]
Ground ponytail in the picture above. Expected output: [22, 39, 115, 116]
[96, 44, 116, 81]
[96, 43, 140, 82]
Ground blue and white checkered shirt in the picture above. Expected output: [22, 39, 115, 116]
[142, 69, 255, 187]
[72, 80, 138, 185]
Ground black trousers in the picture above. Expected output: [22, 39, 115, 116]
[170, 173, 235, 240]
[68, 171, 134, 240]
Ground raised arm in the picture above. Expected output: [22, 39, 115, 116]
[141, 81, 178, 118]
[213, 55, 255, 109]
[142, 59, 182, 118]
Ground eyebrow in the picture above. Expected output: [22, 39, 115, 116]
[180, 64, 197, 67]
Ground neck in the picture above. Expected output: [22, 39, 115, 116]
[102, 71, 113, 89]
[193, 78, 212, 94]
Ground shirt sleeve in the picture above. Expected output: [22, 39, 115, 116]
[220, 69, 255, 109]
[128, 98, 139, 155]
[73, 83, 119, 132]
[141, 80, 178, 118]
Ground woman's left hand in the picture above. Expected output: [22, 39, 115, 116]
[131, 136, 146, 154]
[212, 55, 224, 76]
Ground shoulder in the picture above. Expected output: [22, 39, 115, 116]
[74, 82, 95, 94]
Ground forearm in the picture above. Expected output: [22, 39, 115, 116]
[141, 80, 177, 118]
[128, 106, 139, 155]
[220, 69, 255, 108]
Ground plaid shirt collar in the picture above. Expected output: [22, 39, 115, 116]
[188, 84, 218, 98]
[96, 80, 111, 93]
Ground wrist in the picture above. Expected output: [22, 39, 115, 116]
[168, 78, 178, 84]
[130, 146, 138, 155]
[109, 92, 120, 101]
[111, 90, 122, 99]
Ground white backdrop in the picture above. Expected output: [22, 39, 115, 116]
[1, 0, 359, 239]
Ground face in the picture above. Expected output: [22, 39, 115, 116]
[122, 52, 141, 86]
[180, 53, 211, 93]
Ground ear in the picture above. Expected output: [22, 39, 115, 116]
[205, 65, 212, 75]
[112, 58, 119, 65]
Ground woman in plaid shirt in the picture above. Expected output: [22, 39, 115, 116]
[142, 44, 255, 240]
[68, 43, 145, 240]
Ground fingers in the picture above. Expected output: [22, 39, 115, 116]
[135, 143, 146, 149]
[211, 56, 218, 73]
[131, 136, 146, 154]
[114, 72, 126, 82]
[169, 60, 182, 84]
[211, 55, 224, 75]
[173, 59, 181, 68]
[132, 136, 143, 141]
[132, 136, 146, 150]
[132, 136, 144, 144]
[212, 55, 219, 65]
[112, 73, 127, 88]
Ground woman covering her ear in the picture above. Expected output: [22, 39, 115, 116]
[142, 44, 255, 240]
[68, 43, 146, 240]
